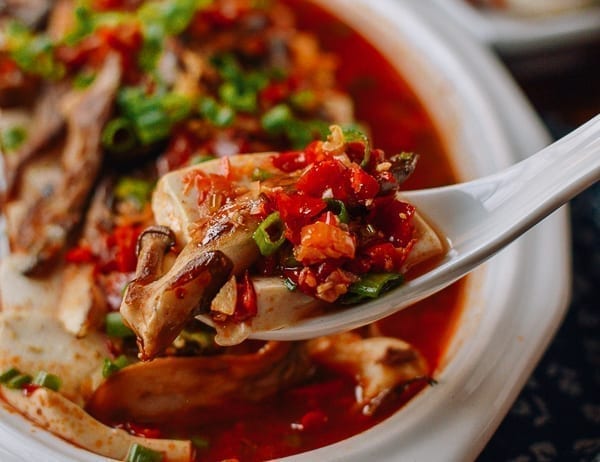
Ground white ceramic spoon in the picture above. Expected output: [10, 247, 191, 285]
[250, 113, 600, 341]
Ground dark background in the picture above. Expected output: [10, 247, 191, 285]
[478, 40, 600, 462]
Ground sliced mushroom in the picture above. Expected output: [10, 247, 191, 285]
[57, 177, 114, 337]
[306, 332, 428, 415]
[10, 53, 122, 273]
[86, 341, 313, 423]
[1, 82, 69, 198]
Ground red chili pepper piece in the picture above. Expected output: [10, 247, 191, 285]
[348, 164, 380, 200]
[274, 191, 327, 244]
[22, 384, 41, 397]
[271, 151, 308, 173]
[65, 245, 96, 264]
[362, 242, 406, 273]
[369, 197, 415, 247]
[106, 225, 142, 273]
[296, 159, 349, 200]
[233, 271, 258, 322]
[299, 409, 328, 431]
[121, 422, 162, 439]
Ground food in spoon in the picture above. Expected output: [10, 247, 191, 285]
[0, 0, 461, 460]
[124, 128, 445, 355]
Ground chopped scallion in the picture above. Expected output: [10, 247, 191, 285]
[325, 199, 350, 224]
[283, 278, 297, 292]
[102, 355, 129, 378]
[114, 177, 154, 207]
[199, 97, 235, 128]
[125, 443, 164, 462]
[6, 373, 32, 390]
[1, 126, 27, 153]
[105, 312, 135, 338]
[342, 126, 371, 167]
[251, 167, 273, 181]
[32, 371, 61, 391]
[101, 118, 138, 154]
[0, 367, 20, 384]
[347, 273, 403, 301]
[252, 212, 286, 257]
[261, 104, 292, 134]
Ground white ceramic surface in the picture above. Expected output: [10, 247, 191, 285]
[0, 1, 572, 461]
[430, 0, 600, 53]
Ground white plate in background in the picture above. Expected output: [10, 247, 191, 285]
[431, 0, 600, 53]
[0, 1, 571, 460]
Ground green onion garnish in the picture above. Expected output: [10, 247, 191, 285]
[342, 126, 371, 167]
[325, 199, 350, 224]
[283, 278, 297, 292]
[105, 312, 135, 338]
[101, 117, 138, 154]
[199, 97, 235, 128]
[0, 367, 20, 383]
[73, 72, 96, 89]
[31, 371, 62, 391]
[347, 273, 403, 300]
[125, 443, 164, 462]
[252, 212, 286, 257]
[251, 168, 273, 181]
[289, 89, 316, 111]
[32, 371, 61, 391]
[0, 126, 27, 153]
[102, 355, 129, 378]
[191, 154, 217, 164]
[261, 104, 293, 134]
[5, 21, 64, 79]
[6, 373, 32, 390]
[114, 177, 154, 207]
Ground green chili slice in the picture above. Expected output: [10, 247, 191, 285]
[325, 199, 350, 224]
[0, 367, 20, 383]
[6, 373, 32, 390]
[102, 355, 129, 378]
[347, 273, 403, 301]
[105, 312, 135, 338]
[101, 118, 138, 154]
[253, 212, 286, 256]
[342, 126, 371, 167]
[251, 167, 273, 181]
[283, 278, 297, 292]
[32, 371, 61, 391]
[114, 177, 154, 207]
[125, 443, 164, 462]
[261, 104, 293, 134]
[0, 126, 27, 152]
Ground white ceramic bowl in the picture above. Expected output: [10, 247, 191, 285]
[0, 1, 571, 461]
[430, 0, 600, 53]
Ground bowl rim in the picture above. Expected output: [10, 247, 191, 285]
[429, 0, 600, 53]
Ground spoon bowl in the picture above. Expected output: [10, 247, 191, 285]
[250, 114, 600, 341]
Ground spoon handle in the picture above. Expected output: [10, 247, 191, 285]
[403, 114, 600, 255]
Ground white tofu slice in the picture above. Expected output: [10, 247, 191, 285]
[0, 311, 109, 405]
[198, 276, 324, 346]
[152, 152, 277, 247]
